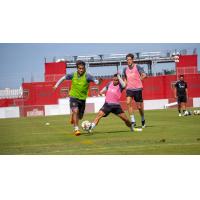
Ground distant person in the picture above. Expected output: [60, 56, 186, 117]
[53, 60, 102, 136]
[89, 74, 142, 132]
[174, 74, 188, 116]
[123, 53, 147, 129]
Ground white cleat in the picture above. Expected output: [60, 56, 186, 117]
[178, 113, 182, 117]
[133, 128, 143, 132]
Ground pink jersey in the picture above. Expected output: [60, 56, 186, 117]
[105, 82, 123, 104]
[124, 64, 143, 90]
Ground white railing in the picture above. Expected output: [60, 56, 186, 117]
[0, 87, 23, 99]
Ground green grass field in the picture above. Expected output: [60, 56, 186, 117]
[0, 109, 200, 155]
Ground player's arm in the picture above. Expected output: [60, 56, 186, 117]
[174, 83, 177, 98]
[137, 65, 147, 80]
[122, 67, 127, 85]
[140, 72, 147, 80]
[99, 83, 110, 96]
[87, 73, 102, 85]
[186, 88, 188, 100]
[53, 74, 73, 90]
[117, 74, 126, 88]
[99, 86, 108, 96]
[185, 82, 188, 100]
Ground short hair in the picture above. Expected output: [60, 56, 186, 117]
[126, 53, 134, 60]
[113, 73, 118, 77]
[76, 60, 86, 68]
[179, 74, 184, 78]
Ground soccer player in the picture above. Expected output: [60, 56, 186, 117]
[89, 74, 142, 132]
[53, 60, 101, 136]
[174, 74, 188, 116]
[123, 53, 147, 129]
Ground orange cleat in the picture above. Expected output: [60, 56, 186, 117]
[74, 130, 81, 136]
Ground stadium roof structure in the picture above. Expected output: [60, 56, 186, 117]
[49, 51, 180, 75]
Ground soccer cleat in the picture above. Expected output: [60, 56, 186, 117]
[74, 130, 81, 136]
[178, 113, 182, 117]
[142, 120, 146, 128]
[133, 128, 143, 132]
[87, 124, 93, 134]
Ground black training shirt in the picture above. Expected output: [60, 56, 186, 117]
[175, 80, 187, 96]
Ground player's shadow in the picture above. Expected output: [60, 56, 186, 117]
[134, 125, 155, 128]
[83, 125, 155, 136]
[83, 130, 132, 136]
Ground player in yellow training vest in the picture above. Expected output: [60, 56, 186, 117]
[53, 60, 102, 136]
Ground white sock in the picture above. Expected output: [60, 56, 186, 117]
[130, 115, 135, 123]
[74, 126, 79, 131]
[91, 123, 96, 129]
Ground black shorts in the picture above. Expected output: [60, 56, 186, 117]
[126, 90, 143, 102]
[70, 97, 86, 119]
[100, 103, 124, 117]
[177, 95, 187, 103]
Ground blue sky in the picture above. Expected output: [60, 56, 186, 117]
[0, 43, 199, 89]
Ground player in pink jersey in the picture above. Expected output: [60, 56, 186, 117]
[123, 53, 147, 129]
[88, 74, 142, 133]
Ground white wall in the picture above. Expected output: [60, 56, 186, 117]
[193, 97, 200, 108]
[44, 98, 71, 116]
[0, 107, 20, 118]
[144, 99, 169, 110]
[86, 96, 105, 113]
[45, 104, 70, 116]
[1, 97, 200, 118]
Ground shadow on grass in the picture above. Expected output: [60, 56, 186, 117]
[82, 125, 155, 136]
[83, 130, 131, 136]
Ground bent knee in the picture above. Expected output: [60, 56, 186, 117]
[126, 101, 132, 107]
[72, 107, 79, 114]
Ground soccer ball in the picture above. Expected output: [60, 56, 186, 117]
[193, 110, 198, 115]
[194, 110, 200, 115]
[81, 120, 91, 131]
[183, 110, 189, 116]
[183, 110, 192, 116]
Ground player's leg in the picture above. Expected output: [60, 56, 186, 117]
[117, 112, 131, 128]
[115, 106, 142, 132]
[78, 99, 86, 120]
[126, 90, 136, 126]
[89, 103, 109, 132]
[134, 91, 145, 128]
[92, 111, 106, 126]
[177, 96, 182, 116]
[181, 95, 187, 115]
[70, 98, 81, 136]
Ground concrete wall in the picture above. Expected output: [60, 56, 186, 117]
[1, 97, 200, 119]
[0, 107, 20, 119]
[144, 99, 169, 110]
[193, 98, 200, 108]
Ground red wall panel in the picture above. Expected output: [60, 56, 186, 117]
[45, 62, 66, 82]
[176, 55, 197, 68]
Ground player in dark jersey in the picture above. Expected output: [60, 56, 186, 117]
[174, 74, 188, 116]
